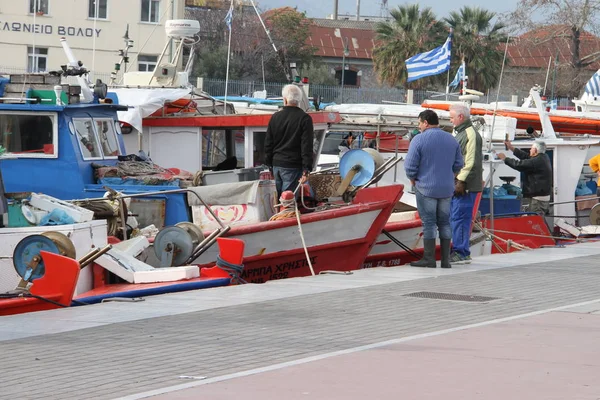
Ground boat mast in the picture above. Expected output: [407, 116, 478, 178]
[248, 0, 292, 82]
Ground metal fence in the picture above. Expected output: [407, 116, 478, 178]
[0, 68, 574, 109]
[199, 78, 579, 108]
[200, 78, 421, 105]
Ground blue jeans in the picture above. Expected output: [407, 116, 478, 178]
[273, 166, 303, 198]
[450, 192, 479, 257]
[415, 189, 452, 240]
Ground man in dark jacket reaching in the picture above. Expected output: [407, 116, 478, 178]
[265, 84, 314, 198]
[497, 140, 553, 215]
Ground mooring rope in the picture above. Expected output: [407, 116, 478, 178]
[215, 255, 246, 284]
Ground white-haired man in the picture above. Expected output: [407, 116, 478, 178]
[498, 140, 552, 215]
[265, 84, 314, 198]
[449, 104, 483, 264]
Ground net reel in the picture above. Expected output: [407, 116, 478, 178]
[336, 149, 386, 199]
[12, 231, 76, 284]
[153, 222, 203, 267]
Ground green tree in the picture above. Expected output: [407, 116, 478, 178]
[372, 4, 448, 88]
[263, 7, 317, 82]
[445, 7, 508, 92]
[299, 61, 337, 85]
[193, 45, 243, 80]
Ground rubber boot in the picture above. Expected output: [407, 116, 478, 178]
[440, 239, 451, 268]
[410, 239, 436, 268]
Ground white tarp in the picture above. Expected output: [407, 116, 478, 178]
[187, 181, 260, 206]
[111, 88, 192, 132]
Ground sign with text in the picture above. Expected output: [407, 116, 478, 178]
[0, 21, 101, 37]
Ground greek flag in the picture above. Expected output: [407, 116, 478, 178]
[584, 70, 600, 97]
[449, 62, 464, 89]
[405, 33, 452, 82]
[224, 3, 233, 31]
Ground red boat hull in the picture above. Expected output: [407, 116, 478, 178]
[199, 185, 405, 283]
[480, 213, 555, 252]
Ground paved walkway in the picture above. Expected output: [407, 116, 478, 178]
[1, 242, 600, 400]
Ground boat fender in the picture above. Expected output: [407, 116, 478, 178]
[280, 190, 295, 209]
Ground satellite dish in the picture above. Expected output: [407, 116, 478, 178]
[165, 20, 200, 38]
[464, 88, 485, 96]
[459, 94, 480, 102]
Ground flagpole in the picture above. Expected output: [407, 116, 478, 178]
[445, 28, 453, 100]
[445, 68, 450, 101]
[223, 0, 234, 115]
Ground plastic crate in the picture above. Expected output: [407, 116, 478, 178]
[478, 195, 521, 216]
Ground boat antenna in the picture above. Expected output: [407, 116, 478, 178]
[248, 0, 292, 82]
[91, 0, 99, 82]
[110, 25, 134, 86]
[487, 34, 511, 238]
[488, 35, 510, 152]
[60, 38, 95, 103]
[543, 56, 552, 96]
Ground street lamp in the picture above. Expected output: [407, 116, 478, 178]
[340, 37, 349, 103]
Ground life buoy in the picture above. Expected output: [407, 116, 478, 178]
[150, 98, 199, 117]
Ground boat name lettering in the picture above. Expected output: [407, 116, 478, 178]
[242, 266, 272, 278]
[0, 21, 101, 37]
[274, 257, 317, 272]
[240, 256, 319, 279]
[362, 258, 402, 269]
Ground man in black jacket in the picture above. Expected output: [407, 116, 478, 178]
[497, 140, 552, 215]
[265, 84, 314, 198]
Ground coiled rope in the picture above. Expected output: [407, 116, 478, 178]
[267, 185, 316, 275]
[72, 200, 120, 236]
[215, 255, 246, 284]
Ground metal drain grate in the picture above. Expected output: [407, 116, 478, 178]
[403, 291, 500, 303]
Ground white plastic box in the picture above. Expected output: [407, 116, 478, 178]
[29, 193, 94, 223]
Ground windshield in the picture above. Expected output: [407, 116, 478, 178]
[0, 112, 56, 157]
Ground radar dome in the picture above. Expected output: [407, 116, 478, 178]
[165, 19, 200, 38]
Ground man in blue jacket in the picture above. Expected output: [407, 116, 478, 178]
[404, 110, 464, 268]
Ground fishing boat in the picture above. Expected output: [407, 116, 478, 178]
[0, 31, 409, 311]
[321, 89, 600, 267]
[423, 71, 600, 136]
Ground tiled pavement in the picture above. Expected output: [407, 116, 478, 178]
[1, 242, 600, 400]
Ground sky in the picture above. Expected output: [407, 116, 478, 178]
[256, 0, 522, 20]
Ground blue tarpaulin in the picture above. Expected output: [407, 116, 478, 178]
[0, 77, 9, 97]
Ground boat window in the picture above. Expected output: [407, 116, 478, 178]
[202, 129, 226, 168]
[0, 112, 56, 158]
[202, 129, 244, 170]
[253, 131, 266, 166]
[249, 129, 327, 169]
[313, 129, 327, 169]
[233, 129, 245, 168]
[94, 119, 120, 157]
[74, 118, 103, 160]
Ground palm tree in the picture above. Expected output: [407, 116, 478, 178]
[373, 4, 448, 88]
[445, 7, 508, 92]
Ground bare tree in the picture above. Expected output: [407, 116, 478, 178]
[505, 0, 600, 97]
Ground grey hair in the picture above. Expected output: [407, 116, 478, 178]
[449, 103, 471, 119]
[533, 140, 546, 154]
[282, 84, 303, 106]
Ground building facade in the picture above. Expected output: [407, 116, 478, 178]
[0, 0, 185, 81]
[308, 18, 379, 89]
